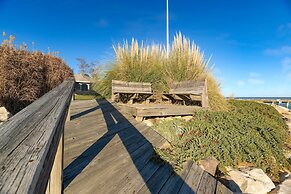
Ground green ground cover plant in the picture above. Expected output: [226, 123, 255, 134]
[96, 33, 228, 111]
[153, 100, 291, 182]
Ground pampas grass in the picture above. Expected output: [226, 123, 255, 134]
[97, 33, 228, 111]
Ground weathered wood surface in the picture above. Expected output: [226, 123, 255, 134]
[169, 80, 205, 95]
[64, 99, 232, 194]
[168, 79, 209, 108]
[112, 80, 153, 103]
[117, 103, 202, 120]
[0, 78, 74, 194]
[112, 80, 152, 94]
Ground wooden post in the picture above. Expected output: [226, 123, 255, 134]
[128, 99, 133, 104]
[202, 78, 209, 108]
[145, 99, 150, 104]
[135, 116, 143, 122]
[111, 92, 115, 102]
[66, 106, 71, 122]
[45, 132, 63, 194]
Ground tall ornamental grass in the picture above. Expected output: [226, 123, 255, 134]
[97, 33, 228, 111]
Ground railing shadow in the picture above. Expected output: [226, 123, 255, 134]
[70, 105, 100, 120]
[63, 98, 196, 193]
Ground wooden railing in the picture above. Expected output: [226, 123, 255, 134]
[0, 78, 74, 194]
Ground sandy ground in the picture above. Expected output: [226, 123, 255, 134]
[273, 105, 291, 159]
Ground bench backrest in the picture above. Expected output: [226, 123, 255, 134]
[169, 79, 209, 108]
[169, 80, 205, 95]
[112, 80, 152, 94]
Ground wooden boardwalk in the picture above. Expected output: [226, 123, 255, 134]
[63, 99, 232, 194]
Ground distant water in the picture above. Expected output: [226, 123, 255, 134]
[234, 97, 291, 110]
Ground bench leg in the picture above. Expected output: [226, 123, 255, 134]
[128, 99, 133, 104]
[136, 116, 143, 122]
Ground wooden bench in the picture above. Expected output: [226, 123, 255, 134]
[112, 80, 153, 104]
[163, 79, 209, 108]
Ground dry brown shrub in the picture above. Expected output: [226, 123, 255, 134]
[0, 41, 73, 114]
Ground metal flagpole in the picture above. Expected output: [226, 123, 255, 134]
[166, 0, 169, 58]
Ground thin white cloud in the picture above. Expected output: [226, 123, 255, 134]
[287, 72, 291, 80]
[281, 57, 291, 70]
[264, 46, 291, 56]
[236, 80, 245, 87]
[237, 72, 265, 86]
[249, 72, 260, 77]
[278, 23, 291, 35]
[248, 78, 265, 85]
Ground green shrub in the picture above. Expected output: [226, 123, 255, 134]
[153, 100, 290, 182]
[96, 33, 228, 111]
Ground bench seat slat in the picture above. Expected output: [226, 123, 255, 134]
[112, 80, 153, 102]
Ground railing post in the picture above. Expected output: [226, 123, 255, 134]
[66, 107, 71, 122]
[45, 131, 64, 194]
[66, 96, 73, 122]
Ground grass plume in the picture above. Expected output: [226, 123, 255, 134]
[97, 33, 228, 111]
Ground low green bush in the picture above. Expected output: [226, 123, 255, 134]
[153, 100, 290, 182]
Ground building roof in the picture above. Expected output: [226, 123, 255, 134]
[74, 74, 94, 83]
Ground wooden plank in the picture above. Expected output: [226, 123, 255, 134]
[169, 89, 204, 95]
[116, 103, 138, 116]
[179, 162, 204, 193]
[172, 94, 184, 101]
[0, 78, 74, 194]
[113, 91, 152, 94]
[64, 121, 158, 181]
[116, 159, 163, 194]
[159, 160, 193, 193]
[64, 123, 135, 166]
[196, 171, 217, 194]
[118, 103, 202, 118]
[190, 94, 202, 101]
[136, 164, 173, 194]
[136, 105, 200, 117]
[93, 136, 165, 194]
[216, 181, 233, 194]
[64, 122, 150, 168]
[64, 137, 157, 194]
[112, 80, 152, 94]
[64, 120, 139, 148]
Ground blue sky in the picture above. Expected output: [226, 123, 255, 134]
[1, 0, 291, 97]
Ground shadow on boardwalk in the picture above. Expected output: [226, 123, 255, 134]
[63, 98, 196, 193]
